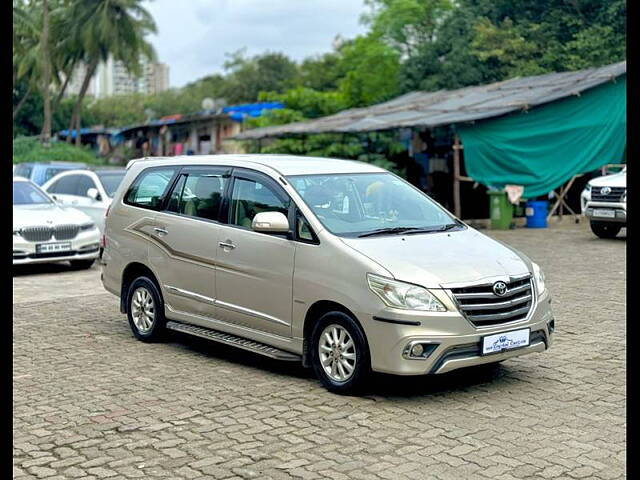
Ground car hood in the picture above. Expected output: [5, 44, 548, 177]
[13, 203, 92, 229]
[340, 227, 531, 288]
[589, 171, 626, 188]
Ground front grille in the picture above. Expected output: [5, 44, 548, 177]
[21, 226, 53, 242]
[450, 276, 534, 327]
[53, 224, 79, 240]
[591, 186, 625, 202]
[19, 224, 79, 242]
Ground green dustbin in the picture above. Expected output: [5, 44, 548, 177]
[488, 190, 513, 230]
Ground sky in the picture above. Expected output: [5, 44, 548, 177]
[142, 0, 369, 88]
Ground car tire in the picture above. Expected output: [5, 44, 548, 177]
[310, 311, 371, 395]
[70, 259, 95, 270]
[590, 221, 621, 239]
[126, 276, 166, 342]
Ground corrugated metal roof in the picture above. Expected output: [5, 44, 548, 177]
[234, 61, 626, 140]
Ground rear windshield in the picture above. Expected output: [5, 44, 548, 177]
[97, 171, 126, 197]
[14, 164, 33, 179]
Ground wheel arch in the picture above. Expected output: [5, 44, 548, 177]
[120, 262, 162, 314]
[302, 300, 368, 368]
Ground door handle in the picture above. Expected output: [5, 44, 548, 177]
[153, 227, 168, 236]
[218, 240, 236, 250]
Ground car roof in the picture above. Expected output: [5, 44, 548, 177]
[93, 168, 126, 174]
[127, 154, 385, 176]
[19, 162, 87, 167]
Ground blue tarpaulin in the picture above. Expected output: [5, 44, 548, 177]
[223, 102, 284, 122]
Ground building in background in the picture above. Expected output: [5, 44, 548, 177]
[65, 56, 170, 99]
[149, 62, 170, 94]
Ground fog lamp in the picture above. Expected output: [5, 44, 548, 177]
[411, 344, 424, 357]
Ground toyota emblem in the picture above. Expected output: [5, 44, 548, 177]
[493, 281, 508, 296]
[601, 186, 612, 195]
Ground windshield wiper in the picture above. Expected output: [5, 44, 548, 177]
[403, 223, 463, 234]
[357, 227, 424, 238]
[358, 223, 463, 238]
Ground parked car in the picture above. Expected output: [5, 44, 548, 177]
[580, 167, 626, 238]
[42, 168, 127, 233]
[101, 155, 554, 394]
[13, 162, 88, 186]
[13, 177, 100, 268]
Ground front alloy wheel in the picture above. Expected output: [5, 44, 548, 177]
[318, 324, 357, 382]
[310, 311, 370, 394]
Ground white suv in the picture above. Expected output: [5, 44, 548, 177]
[581, 167, 626, 238]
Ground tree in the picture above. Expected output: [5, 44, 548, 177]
[13, 1, 42, 121]
[336, 35, 401, 107]
[41, 0, 52, 146]
[61, 0, 156, 145]
[362, 0, 453, 58]
[220, 49, 300, 103]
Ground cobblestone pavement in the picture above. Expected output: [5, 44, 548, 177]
[13, 222, 626, 480]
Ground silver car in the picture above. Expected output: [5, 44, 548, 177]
[102, 155, 554, 393]
[13, 177, 100, 268]
[42, 168, 127, 233]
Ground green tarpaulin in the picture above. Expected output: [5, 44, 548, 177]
[457, 76, 626, 197]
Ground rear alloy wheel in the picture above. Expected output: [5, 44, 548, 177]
[126, 277, 166, 342]
[311, 312, 370, 394]
[590, 221, 622, 239]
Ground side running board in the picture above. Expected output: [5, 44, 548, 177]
[166, 321, 301, 362]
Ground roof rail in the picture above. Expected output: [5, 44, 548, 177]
[126, 156, 172, 169]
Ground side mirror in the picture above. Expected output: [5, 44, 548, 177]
[86, 188, 101, 201]
[252, 211, 289, 233]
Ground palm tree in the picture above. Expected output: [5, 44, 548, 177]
[14, 0, 73, 139]
[13, 2, 41, 120]
[41, 0, 52, 147]
[63, 0, 157, 145]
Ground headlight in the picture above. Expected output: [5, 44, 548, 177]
[79, 222, 96, 231]
[367, 274, 447, 312]
[621, 191, 626, 203]
[584, 183, 592, 193]
[532, 262, 546, 294]
[13, 228, 22, 237]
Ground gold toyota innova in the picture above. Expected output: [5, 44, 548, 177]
[102, 155, 554, 393]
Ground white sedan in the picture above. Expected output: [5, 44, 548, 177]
[13, 177, 100, 268]
[42, 168, 126, 233]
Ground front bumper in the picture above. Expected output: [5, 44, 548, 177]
[13, 229, 100, 265]
[584, 201, 626, 224]
[361, 290, 554, 376]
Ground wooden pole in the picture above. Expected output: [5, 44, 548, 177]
[452, 134, 462, 218]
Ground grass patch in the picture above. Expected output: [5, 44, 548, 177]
[13, 137, 103, 165]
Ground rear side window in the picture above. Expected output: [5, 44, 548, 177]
[44, 168, 69, 182]
[14, 164, 33, 179]
[125, 167, 177, 209]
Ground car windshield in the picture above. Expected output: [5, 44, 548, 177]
[288, 172, 460, 237]
[97, 171, 126, 197]
[13, 181, 52, 205]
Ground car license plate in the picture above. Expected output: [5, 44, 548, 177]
[593, 209, 615, 218]
[36, 242, 72, 253]
[482, 328, 530, 355]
